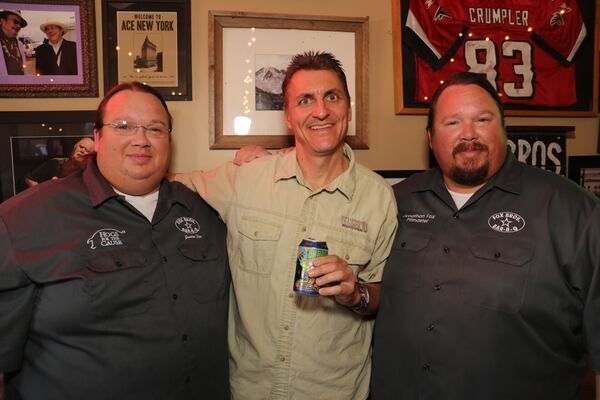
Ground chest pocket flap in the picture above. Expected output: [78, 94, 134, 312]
[392, 229, 431, 252]
[238, 217, 282, 241]
[469, 235, 534, 267]
[86, 248, 146, 272]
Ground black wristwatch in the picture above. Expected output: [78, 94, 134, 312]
[351, 283, 370, 313]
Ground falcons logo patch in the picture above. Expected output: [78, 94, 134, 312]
[550, 2, 572, 27]
[434, 6, 452, 21]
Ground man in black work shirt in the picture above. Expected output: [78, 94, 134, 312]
[0, 82, 230, 399]
[371, 73, 600, 399]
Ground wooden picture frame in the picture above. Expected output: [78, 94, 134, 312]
[0, 110, 95, 202]
[209, 11, 369, 149]
[102, 0, 191, 100]
[391, 0, 600, 116]
[0, 0, 98, 97]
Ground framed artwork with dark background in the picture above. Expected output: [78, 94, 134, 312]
[0, 111, 95, 203]
[102, 0, 191, 100]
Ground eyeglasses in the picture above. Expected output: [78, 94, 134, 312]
[102, 120, 171, 138]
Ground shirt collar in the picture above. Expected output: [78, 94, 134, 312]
[274, 143, 357, 201]
[412, 150, 521, 196]
[83, 156, 192, 210]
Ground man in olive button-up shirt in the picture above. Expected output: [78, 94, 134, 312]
[176, 52, 397, 399]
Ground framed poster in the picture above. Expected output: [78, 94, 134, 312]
[0, 0, 98, 97]
[568, 155, 600, 196]
[102, 0, 191, 100]
[209, 11, 369, 149]
[392, 0, 600, 116]
[0, 110, 95, 202]
[506, 125, 573, 175]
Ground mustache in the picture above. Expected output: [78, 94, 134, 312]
[453, 142, 488, 156]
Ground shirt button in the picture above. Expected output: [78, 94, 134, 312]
[453, 213, 459, 219]
[115, 261, 123, 267]
[344, 254, 350, 261]
[494, 252, 501, 258]
[433, 284, 441, 291]
[182, 334, 188, 342]
[400, 242, 406, 248]
[162, 256, 168, 262]
[427, 323, 435, 331]
[301, 226, 307, 232]
[284, 325, 290, 331]
[288, 292, 294, 298]
[422, 364, 431, 371]
[443, 246, 450, 254]
[279, 356, 285, 362]
[254, 231, 259, 237]
[172, 294, 178, 300]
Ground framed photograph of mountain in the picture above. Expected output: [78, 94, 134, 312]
[209, 11, 369, 149]
[102, 0, 191, 100]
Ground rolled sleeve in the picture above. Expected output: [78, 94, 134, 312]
[0, 216, 36, 372]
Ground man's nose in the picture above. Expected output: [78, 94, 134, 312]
[311, 98, 329, 119]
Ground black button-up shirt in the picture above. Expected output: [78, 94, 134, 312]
[372, 153, 600, 400]
[0, 158, 230, 399]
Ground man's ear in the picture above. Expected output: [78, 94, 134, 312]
[93, 129, 100, 152]
[427, 129, 433, 150]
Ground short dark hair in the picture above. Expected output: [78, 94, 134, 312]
[281, 51, 350, 108]
[426, 72, 504, 135]
[94, 81, 172, 132]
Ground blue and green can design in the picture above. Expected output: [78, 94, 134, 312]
[294, 239, 328, 296]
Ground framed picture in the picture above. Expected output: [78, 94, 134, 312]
[506, 125, 573, 175]
[209, 11, 369, 149]
[375, 170, 422, 186]
[0, 110, 95, 202]
[0, 0, 98, 97]
[568, 155, 600, 197]
[102, 0, 191, 100]
[391, 0, 599, 116]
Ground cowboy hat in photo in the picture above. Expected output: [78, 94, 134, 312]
[0, 9, 28, 27]
[39, 19, 68, 34]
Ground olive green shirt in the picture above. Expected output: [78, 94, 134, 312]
[177, 144, 397, 399]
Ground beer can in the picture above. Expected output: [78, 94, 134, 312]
[294, 239, 328, 296]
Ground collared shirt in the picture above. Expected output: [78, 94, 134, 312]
[372, 153, 600, 400]
[177, 144, 398, 399]
[0, 158, 230, 399]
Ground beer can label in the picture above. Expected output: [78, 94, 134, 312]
[294, 239, 328, 296]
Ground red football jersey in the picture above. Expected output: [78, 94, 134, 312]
[405, 0, 587, 106]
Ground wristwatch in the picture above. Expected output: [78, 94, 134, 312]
[351, 283, 370, 313]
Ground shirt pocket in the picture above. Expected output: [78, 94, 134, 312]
[83, 248, 156, 319]
[382, 229, 431, 292]
[235, 216, 282, 276]
[459, 235, 534, 314]
[178, 239, 229, 304]
[326, 238, 372, 278]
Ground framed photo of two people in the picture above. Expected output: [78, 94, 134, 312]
[392, 0, 600, 116]
[0, 0, 98, 97]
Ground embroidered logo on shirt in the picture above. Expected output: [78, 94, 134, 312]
[402, 213, 436, 224]
[488, 211, 526, 233]
[86, 228, 126, 249]
[341, 216, 368, 233]
[175, 216, 203, 240]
